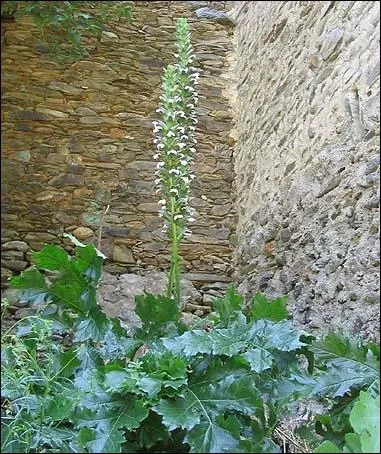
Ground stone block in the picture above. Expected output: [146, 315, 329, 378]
[113, 244, 135, 263]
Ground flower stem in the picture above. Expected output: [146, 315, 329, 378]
[167, 198, 181, 306]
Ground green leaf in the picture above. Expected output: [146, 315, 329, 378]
[313, 365, 377, 398]
[163, 330, 213, 357]
[240, 348, 273, 373]
[350, 391, 380, 453]
[314, 440, 342, 453]
[209, 329, 246, 356]
[343, 433, 362, 453]
[137, 412, 170, 449]
[153, 397, 200, 431]
[311, 331, 379, 374]
[139, 351, 188, 394]
[49, 279, 86, 314]
[193, 374, 260, 416]
[104, 369, 130, 391]
[63, 232, 106, 259]
[57, 346, 80, 378]
[135, 293, 178, 338]
[10, 268, 49, 305]
[249, 293, 288, 322]
[73, 243, 103, 283]
[350, 391, 379, 434]
[76, 397, 148, 453]
[184, 422, 240, 453]
[154, 374, 259, 437]
[73, 311, 109, 342]
[138, 377, 162, 398]
[360, 429, 380, 454]
[250, 319, 304, 352]
[213, 285, 244, 326]
[33, 244, 71, 271]
[97, 329, 139, 361]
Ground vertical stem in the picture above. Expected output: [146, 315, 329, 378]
[97, 204, 110, 250]
[167, 198, 181, 307]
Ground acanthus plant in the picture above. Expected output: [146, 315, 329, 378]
[2, 240, 380, 453]
[152, 17, 199, 308]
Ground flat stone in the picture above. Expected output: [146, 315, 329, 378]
[183, 272, 231, 283]
[50, 173, 85, 187]
[14, 307, 32, 320]
[1, 267, 13, 284]
[48, 81, 82, 95]
[206, 227, 231, 240]
[137, 203, 158, 213]
[72, 227, 94, 240]
[2, 241, 29, 252]
[2, 251, 24, 260]
[129, 161, 157, 171]
[180, 312, 202, 327]
[102, 227, 130, 237]
[1, 260, 29, 272]
[15, 151, 31, 162]
[100, 31, 120, 42]
[211, 204, 232, 216]
[75, 107, 97, 116]
[113, 244, 135, 263]
[24, 232, 56, 243]
[79, 116, 119, 125]
[72, 61, 115, 71]
[36, 108, 70, 118]
[12, 110, 51, 121]
[1, 288, 23, 306]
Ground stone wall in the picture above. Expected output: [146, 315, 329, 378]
[231, 1, 380, 341]
[1, 2, 237, 301]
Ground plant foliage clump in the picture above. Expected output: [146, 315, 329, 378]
[1, 241, 379, 453]
[1, 1, 132, 62]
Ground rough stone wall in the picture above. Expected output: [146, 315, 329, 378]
[231, 1, 380, 341]
[1, 2, 236, 299]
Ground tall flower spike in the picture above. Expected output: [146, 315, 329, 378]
[152, 17, 199, 307]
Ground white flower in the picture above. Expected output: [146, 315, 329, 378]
[180, 160, 187, 166]
[167, 149, 178, 155]
[158, 199, 166, 205]
[169, 169, 181, 175]
[167, 131, 176, 137]
[157, 143, 165, 149]
[170, 188, 179, 195]
[153, 154, 159, 160]
[156, 162, 164, 168]
[174, 214, 184, 220]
